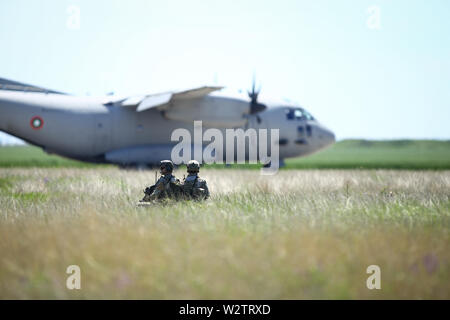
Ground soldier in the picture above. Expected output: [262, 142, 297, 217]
[141, 160, 182, 202]
[182, 160, 210, 200]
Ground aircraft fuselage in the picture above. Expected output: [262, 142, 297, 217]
[0, 90, 335, 166]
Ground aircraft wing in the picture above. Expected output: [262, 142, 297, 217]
[110, 85, 251, 127]
[171, 86, 223, 100]
[116, 86, 224, 112]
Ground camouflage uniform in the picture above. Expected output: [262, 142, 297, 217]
[181, 160, 210, 200]
[141, 160, 182, 202]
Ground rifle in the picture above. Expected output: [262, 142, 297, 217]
[141, 170, 159, 200]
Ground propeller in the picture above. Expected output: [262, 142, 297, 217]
[247, 75, 266, 114]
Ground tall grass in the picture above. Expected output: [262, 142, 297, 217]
[0, 168, 449, 299]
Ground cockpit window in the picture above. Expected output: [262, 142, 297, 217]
[286, 109, 295, 120]
[294, 109, 303, 119]
[285, 108, 314, 121]
[303, 110, 315, 120]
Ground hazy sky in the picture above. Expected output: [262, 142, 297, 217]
[1, 0, 449, 143]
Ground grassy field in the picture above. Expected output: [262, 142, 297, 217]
[0, 139, 449, 169]
[0, 168, 449, 299]
[285, 139, 450, 170]
[0, 145, 100, 168]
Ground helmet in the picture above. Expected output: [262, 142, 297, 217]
[187, 160, 200, 173]
[160, 160, 174, 172]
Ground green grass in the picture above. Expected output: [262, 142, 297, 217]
[0, 168, 449, 299]
[0, 176, 48, 203]
[286, 139, 450, 170]
[0, 139, 449, 169]
[0, 145, 105, 168]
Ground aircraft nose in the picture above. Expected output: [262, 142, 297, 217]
[318, 125, 336, 147]
[327, 129, 336, 145]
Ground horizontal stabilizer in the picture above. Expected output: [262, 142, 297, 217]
[0, 77, 66, 94]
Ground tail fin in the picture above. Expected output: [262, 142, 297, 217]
[0, 77, 66, 94]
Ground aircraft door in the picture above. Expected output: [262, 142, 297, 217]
[296, 122, 313, 145]
[93, 113, 112, 155]
[296, 124, 306, 144]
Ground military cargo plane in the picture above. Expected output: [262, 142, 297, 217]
[0, 77, 335, 167]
